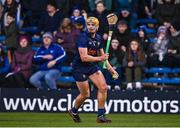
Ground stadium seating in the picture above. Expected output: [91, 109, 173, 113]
[145, 67, 172, 74]
[57, 66, 75, 83]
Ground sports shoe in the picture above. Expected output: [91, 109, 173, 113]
[126, 83, 133, 90]
[96, 115, 112, 123]
[135, 82, 142, 89]
[68, 109, 81, 123]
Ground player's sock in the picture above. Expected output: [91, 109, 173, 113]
[97, 108, 105, 117]
[71, 107, 78, 114]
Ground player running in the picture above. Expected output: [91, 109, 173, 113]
[68, 17, 119, 123]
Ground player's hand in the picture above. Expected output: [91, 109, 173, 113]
[99, 54, 109, 61]
[47, 60, 56, 68]
[111, 70, 119, 79]
[43, 55, 53, 60]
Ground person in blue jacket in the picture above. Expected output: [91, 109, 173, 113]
[29, 32, 66, 90]
[0, 44, 10, 87]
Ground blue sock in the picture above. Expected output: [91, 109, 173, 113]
[98, 108, 105, 117]
[71, 107, 78, 114]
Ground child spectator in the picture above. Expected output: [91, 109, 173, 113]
[0, 44, 10, 87]
[70, 6, 86, 30]
[54, 18, 80, 65]
[2, 0, 21, 27]
[136, 25, 151, 55]
[123, 39, 146, 90]
[4, 11, 18, 63]
[5, 34, 34, 88]
[30, 32, 66, 90]
[148, 26, 170, 67]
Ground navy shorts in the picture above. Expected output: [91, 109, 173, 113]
[72, 66, 100, 82]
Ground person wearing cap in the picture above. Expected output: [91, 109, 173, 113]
[167, 22, 180, 67]
[70, 5, 86, 30]
[114, 20, 133, 52]
[29, 32, 66, 90]
[68, 17, 118, 123]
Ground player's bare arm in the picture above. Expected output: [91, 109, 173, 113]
[100, 48, 119, 78]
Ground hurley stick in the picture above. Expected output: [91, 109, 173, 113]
[103, 13, 118, 69]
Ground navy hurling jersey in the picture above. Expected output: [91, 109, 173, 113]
[72, 32, 103, 69]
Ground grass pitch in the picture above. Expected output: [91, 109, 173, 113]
[0, 112, 180, 127]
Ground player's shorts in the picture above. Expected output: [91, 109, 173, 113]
[72, 65, 100, 82]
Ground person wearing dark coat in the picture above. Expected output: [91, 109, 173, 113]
[5, 35, 34, 88]
[155, 0, 180, 26]
[114, 20, 133, 52]
[38, 1, 64, 34]
[168, 22, 180, 67]
[4, 12, 18, 64]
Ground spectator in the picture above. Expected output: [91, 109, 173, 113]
[148, 26, 170, 67]
[20, 0, 48, 27]
[0, 44, 10, 87]
[5, 34, 34, 87]
[168, 22, 180, 67]
[2, 0, 21, 27]
[88, 0, 112, 12]
[30, 32, 66, 90]
[55, 18, 80, 65]
[89, 1, 109, 39]
[114, 0, 138, 28]
[123, 39, 146, 90]
[104, 37, 125, 90]
[155, 0, 180, 26]
[0, 1, 4, 33]
[55, 0, 69, 17]
[4, 11, 18, 64]
[114, 20, 133, 51]
[38, 1, 64, 35]
[70, 6, 86, 30]
[136, 25, 151, 55]
[69, 0, 90, 13]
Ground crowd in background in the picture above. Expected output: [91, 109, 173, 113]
[0, 0, 180, 90]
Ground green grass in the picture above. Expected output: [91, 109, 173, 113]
[0, 113, 180, 127]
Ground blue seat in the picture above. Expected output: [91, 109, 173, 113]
[147, 77, 171, 84]
[32, 37, 42, 43]
[58, 66, 75, 83]
[170, 78, 180, 84]
[58, 76, 75, 83]
[0, 35, 6, 42]
[172, 68, 180, 73]
[20, 26, 38, 33]
[137, 18, 158, 24]
[147, 67, 171, 74]
[61, 66, 72, 73]
[131, 28, 156, 34]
